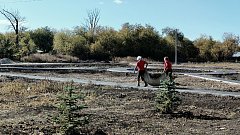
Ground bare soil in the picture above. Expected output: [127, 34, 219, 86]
[0, 62, 240, 134]
[21, 70, 240, 92]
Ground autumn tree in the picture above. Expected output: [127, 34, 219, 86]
[0, 33, 15, 58]
[194, 33, 239, 62]
[211, 41, 223, 61]
[194, 35, 216, 61]
[117, 23, 163, 60]
[90, 27, 119, 60]
[30, 26, 54, 53]
[116, 23, 135, 56]
[177, 38, 199, 62]
[162, 27, 184, 42]
[53, 30, 89, 59]
[221, 33, 240, 60]
[162, 27, 185, 62]
[73, 26, 88, 39]
[18, 32, 37, 58]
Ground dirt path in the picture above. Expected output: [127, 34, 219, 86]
[1, 72, 240, 97]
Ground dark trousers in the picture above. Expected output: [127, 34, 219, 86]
[165, 69, 173, 81]
[137, 70, 145, 82]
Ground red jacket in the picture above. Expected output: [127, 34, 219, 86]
[136, 60, 147, 71]
[164, 60, 172, 71]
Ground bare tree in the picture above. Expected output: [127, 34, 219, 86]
[85, 8, 100, 34]
[83, 9, 101, 44]
[0, 9, 25, 47]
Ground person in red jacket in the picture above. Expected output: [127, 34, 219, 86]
[164, 56, 173, 82]
[134, 56, 148, 87]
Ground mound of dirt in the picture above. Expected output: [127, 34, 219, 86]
[0, 58, 15, 64]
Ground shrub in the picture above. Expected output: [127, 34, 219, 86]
[54, 81, 88, 135]
[155, 80, 181, 113]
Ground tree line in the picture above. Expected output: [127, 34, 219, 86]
[0, 9, 239, 62]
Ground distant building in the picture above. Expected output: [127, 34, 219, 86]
[232, 52, 240, 62]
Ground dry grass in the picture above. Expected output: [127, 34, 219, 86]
[0, 78, 95, 109]
[179, 62, 240, 71]
[0, 79, 66, 112]
[0, 79, 64, 97]
[0, 78, 94, 133]
[113, 56, 158, 63]
[20, 53, 79, 63]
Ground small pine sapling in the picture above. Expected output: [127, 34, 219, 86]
[54, 81, 88, 134]
[155, 80, 181, 114]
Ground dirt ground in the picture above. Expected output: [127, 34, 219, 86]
[21, 70, 240, 92]
[0, 62, 240, 134]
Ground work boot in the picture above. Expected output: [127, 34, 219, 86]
[144, 82, 148, 87]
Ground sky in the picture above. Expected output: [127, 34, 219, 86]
[0, 0, 239, 41]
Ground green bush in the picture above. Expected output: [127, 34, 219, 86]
[155, 80, 181, 113]
[54, 81, 88, 135]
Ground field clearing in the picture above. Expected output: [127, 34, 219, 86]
[0, 62, 240, 134]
